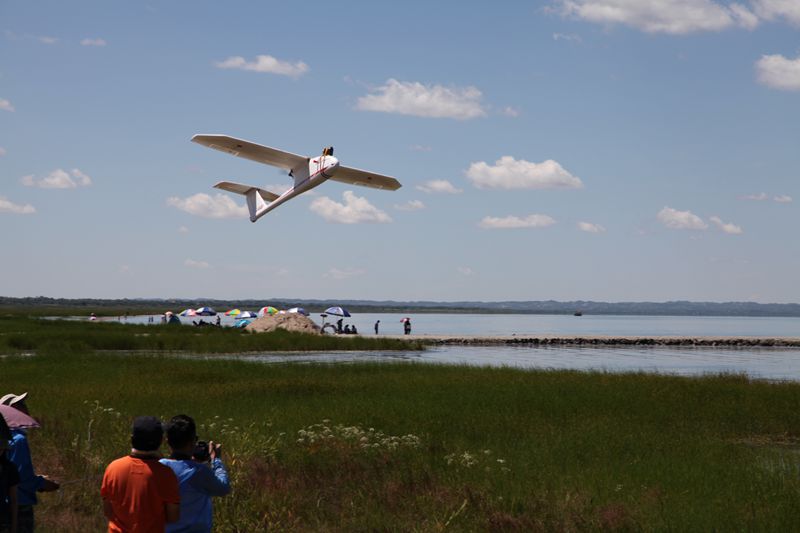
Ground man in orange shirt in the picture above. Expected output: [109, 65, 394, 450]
[101, 416, 180, 532]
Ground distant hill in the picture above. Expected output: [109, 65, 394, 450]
[2, 296, 800, 317]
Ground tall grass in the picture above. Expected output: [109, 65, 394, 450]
[3, 349, 800, 530]
[0, 315, 422, 355]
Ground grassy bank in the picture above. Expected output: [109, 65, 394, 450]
[0, 315, 422, 354]
[3, 350, 800, 531]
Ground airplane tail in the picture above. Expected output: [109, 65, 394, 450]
[245, 189, 269, 223]
[214, 181, 280, 223]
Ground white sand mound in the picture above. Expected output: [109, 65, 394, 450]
[244, 313, 321, 334]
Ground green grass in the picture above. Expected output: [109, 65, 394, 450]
[0, 315, 422, 354]
[4, 348, 800, 531]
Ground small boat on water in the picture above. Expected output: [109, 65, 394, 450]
[573, 311, 583, 316]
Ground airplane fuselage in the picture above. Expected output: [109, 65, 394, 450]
[254, 155, 340, 220]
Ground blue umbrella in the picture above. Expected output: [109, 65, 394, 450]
[234, 318, 253, 328]
[195, 307, 217, 316]
[324, 306, 351, 317]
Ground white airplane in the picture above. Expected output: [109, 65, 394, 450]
[191, 134, 401, 223]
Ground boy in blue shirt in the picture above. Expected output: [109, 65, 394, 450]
[160, 415, 230, 533]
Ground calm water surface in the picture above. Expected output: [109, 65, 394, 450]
[110, 313, 800, 381]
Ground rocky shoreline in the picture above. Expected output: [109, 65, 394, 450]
[398, 335, 800, 348]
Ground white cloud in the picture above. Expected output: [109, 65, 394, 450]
[410, 144, 432, 152]
[20, 168, 93, 189]
[309, 190, 392, 224]
[741, 192, 768, 201]
[167, 193, 248, 219]
[553, 32, 583, 42]
[214, 55, 309, 78]
[265, 183, 293, 195]
[556, 0, 758, 34]
[184, 259, 210, 269]
[756, 54, 800, 91]
[394, 200, 425, 211]
[657, 206, 708, 230]
[577, 221, 606, 233]
[467, 156, 583, 190]
[752, 0, 800, 25]
[774, 194, 793, 203]
[0, 99, 15, 112]
[324, 267, 366, 280]
[479, 214, 557, 229]
[80, 38, 106, 46]
[356, 79, 487, 120]
[0, 195, 35, 215]
[38, 35, 58, 44]
[416, 179, 463, 194]
[500, 106, 521, 117]
[709, 215, 743, 234]
[457, 266, 474, 276]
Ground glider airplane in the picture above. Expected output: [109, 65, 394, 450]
[191, 134, 402, 223]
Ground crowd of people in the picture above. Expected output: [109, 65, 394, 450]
[1, 392, 230, 533]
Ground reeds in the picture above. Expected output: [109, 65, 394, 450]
[3, 347, 800, 530]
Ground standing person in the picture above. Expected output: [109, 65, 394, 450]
[101, 416, 180, 533]
[0, 393, 59, 533]
[374, 320, 380, 335]
[404, 318, 412, 335]
[160, 415, 230, 533]
[0, 416, 20, 533]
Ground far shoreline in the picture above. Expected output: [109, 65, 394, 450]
[386, 334, 800, 348]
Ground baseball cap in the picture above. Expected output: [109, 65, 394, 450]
[131, 416, 163, 451]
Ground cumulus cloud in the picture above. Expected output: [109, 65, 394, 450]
[184, 259, 210, 269]
[577, 221, 606, 233]
[309, 190, 391, 224]
[324, 267, 366, 280]
[416, 180, 463, 194]
[0, 195, 35, 215]
[80, 38, 106, 46]
[555, 0, 758, 34]
[774, 194, 793, 203]
[167, 193, 248, 219]
[553, 32, 583, 42]
[501, 106, 521, 117]
[394, 200, 425, 211]
[657, 206, 708, 230]
[467, 156, 583, 190]
[756, 54, 800, 91]
[0, 99, 15, 112]
[741, 192, 768, 201]
[215, 55, 309, 78]
[356, 79, 487, 120]
[752, 0, 800, 25]
[479, 214, 557, 229]
[21, 168, 92, 189]
[709, 215, 743, 234]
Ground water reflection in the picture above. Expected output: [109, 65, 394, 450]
[202, 345, 800, 382]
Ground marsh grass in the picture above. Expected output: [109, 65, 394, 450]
[3, 347, 800, 531]
[0, 315, 422, 355]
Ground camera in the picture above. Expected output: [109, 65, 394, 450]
[193, 440, 210, 462]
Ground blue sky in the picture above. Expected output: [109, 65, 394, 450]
[2, 0, 799, 302]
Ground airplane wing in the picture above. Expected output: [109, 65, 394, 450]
[329, 166, 402, 191]
[214, 181, 281, 202]
[192, 134, 307, 171]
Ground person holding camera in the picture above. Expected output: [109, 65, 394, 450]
[160, 415, 230, 533]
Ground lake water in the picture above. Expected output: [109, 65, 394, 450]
[111, 313, 800, 381]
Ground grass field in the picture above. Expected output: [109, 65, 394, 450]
[2, 315, 800, 530]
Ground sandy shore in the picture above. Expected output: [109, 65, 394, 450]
[381, 334, 800, 347]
